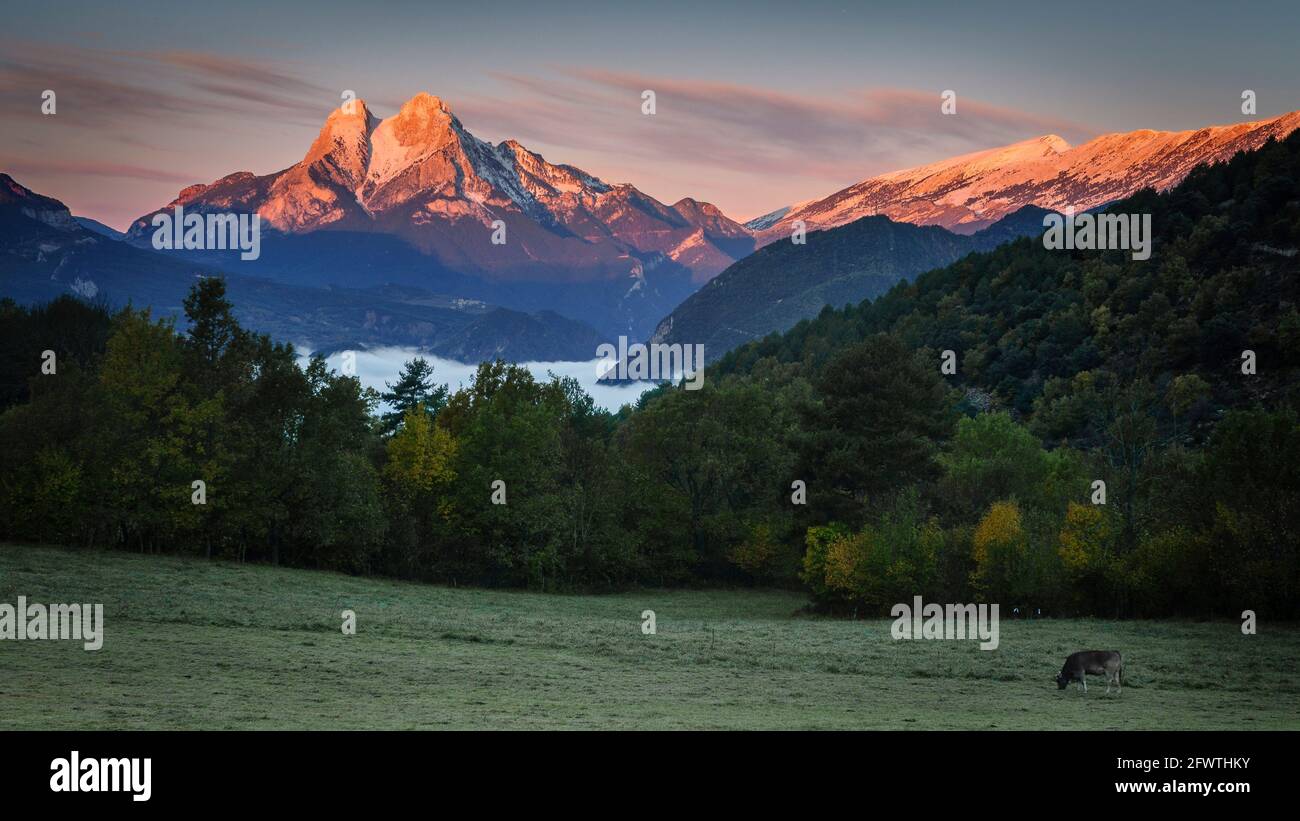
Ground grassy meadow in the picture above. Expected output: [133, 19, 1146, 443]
[1, 544, 1296, 730]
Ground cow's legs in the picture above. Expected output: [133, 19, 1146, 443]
[1081, 675, 1087, 694]
[1106, 674, 1111, 695]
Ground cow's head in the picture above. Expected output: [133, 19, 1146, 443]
[1055, 673, 1070, 690]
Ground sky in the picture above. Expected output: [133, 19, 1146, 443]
[2, 0, 1298, 230]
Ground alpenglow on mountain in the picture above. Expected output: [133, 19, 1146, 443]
[756, 110, 1300, 240]
[124, 93, 755, 340]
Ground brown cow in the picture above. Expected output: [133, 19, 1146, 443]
[1056, 650, 1123, 694]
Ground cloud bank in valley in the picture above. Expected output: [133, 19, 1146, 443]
[306, 348, 659, 414]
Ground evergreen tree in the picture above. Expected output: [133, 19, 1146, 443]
[380, 357, 447, 435]
[182, 276, 248, 397]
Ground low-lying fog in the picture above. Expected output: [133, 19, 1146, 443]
[300, 347, 661, 413]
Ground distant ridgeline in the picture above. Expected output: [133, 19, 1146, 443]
[650, 204, 1057, 361]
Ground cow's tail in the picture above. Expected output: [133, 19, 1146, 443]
[1118, 653, 1124, 685]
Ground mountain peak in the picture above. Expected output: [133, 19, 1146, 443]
[0, 172, 76, 229]
[397, 92, 452, 117]
[1, 173, 29, 198]
[363, 93, 462, 197]
[381, 93, 458, 151]
[329, 97, 373, 121]
[672, 197, 726, 221]
[300, 99, 377, 190]
[1037, 134, 1071, 152]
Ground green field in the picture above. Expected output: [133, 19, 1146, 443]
[1, 544, 1296, 730]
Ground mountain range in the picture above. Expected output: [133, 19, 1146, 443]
[120, 93, 754, 341]
[3, 98, 1298, 362]
[754, 110, 1300, 239]
[0, 173, 607, 360]
[658, 110, 1300, 356]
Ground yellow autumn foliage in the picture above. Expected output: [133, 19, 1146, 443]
[970, 500, 1029, 597]
[972, 500, 1023, 564]
[1058, 501, 1112, 575]
[823, 529, 871, 595]
[383, 405, 457, 497]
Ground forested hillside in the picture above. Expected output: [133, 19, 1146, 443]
[717, 134, 1300, 422]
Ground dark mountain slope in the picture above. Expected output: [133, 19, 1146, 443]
[652, 206, 1053, 360]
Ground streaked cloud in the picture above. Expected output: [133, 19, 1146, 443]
[0, 41, 336, 126]
[0, 156, 197, 184]
[456, 69, 1097, 191]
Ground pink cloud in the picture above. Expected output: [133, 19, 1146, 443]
[0, 157, 197, 184]
[0, 40, 335, 126]
[450, 69, 1097, 220]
